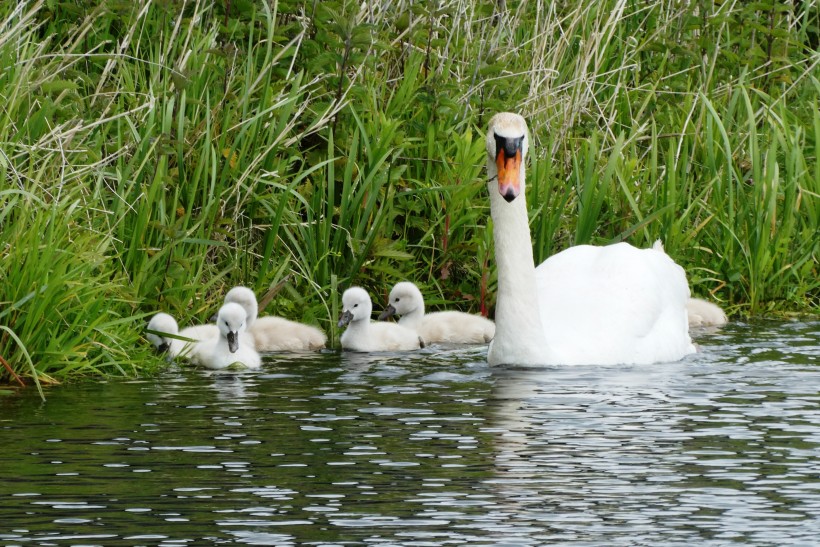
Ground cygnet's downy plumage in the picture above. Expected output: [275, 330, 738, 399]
[146, 312, 218, 362]
[338, 287, 423, 352]
[686, 297, 728, 328]
[224, 286, 327, 351]
[195, 302, 261, 369]
[379, 282, 495, 344]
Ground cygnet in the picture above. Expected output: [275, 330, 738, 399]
[195, 302, 261, 369]
[146, 312, 218, 361]
[338, 287, 423, 352]
[687, 297, 728, 328]
[224, 286, 327, 351]
[379, 282, 495, 344]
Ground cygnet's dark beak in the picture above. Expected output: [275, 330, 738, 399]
[227, 331, 239, 353]
[337, 310, 353, 328]
[378, 304, 397, 321]
[155, 341, 170, 354]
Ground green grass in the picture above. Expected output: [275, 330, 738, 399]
[1, 0, 818, 390]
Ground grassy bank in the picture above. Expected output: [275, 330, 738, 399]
[1, 0, 818, 388]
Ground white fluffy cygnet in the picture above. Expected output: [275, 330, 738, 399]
[338, 287, 423, 352]
[195, 302, 261, 370]
[146, 312, 218, 361]
[687, 297, 728, 327]
[379, 282, 495, 344]
[224, 286, 327, 351]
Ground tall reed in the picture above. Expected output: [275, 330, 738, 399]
[1, 0, 817, 388]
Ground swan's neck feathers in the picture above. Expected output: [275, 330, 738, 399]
[487, 169, 554, 366]
[398, 306, 424, 329]
[346, 318, 370, 333]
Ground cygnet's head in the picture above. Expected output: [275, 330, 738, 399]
[486, 112, 529, 203]
[223, 286, 259, 326]
[146, 312, 179, 354]
[215, 302, 248, 353]
[338, 287, 372, 327]
[378, 282, 424, 320]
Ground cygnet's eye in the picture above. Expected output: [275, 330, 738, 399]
[353, 303, 358, 308]
[394, 298, 400, 302]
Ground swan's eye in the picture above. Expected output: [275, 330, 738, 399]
[394, 298, 400, 302]
[353, 304, 358, 308]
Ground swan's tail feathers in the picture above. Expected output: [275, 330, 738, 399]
[652, 240, 665, 252]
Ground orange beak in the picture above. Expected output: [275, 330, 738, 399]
[496, 147, 521, 202]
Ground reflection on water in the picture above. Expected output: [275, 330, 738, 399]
[0, 321, 818, 545]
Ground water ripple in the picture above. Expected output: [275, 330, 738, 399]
[0, 321, 817, 545]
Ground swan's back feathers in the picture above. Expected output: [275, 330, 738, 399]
[415, 311, 496, 344]
[146, 312, 218, 361]
[687, 297, 728, 327]
[534, 242, 694, 365]
[250, 316, 327, 351]
[180, 324, 219, 342]
[341, 320, 423, 352]
[178, 324, 219, 361]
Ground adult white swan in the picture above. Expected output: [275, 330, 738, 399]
[485, 112, 696, 366]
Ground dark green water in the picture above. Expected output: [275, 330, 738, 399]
[1, 321, 819, 546]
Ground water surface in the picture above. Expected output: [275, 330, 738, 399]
[1, 321, 818, 545]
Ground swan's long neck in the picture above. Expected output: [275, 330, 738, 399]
[487, 163, 553, 366]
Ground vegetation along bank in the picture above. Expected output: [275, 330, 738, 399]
[0, 0, 817, 389]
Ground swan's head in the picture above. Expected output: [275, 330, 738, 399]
[338, 287, 372, 327]
[486, 112, 529, 203]
[224, 286, 259, 326]
[379, 281, 424, 320]
[215, 302, 248, 353]
[146, 312, 179, 354]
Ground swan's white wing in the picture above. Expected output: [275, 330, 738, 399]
[535, 242, 693, 365]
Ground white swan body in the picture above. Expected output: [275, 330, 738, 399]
[224, 286, 327, 351]
[687, 297, 728, 327]
[338, 287, 423, 352]
[195, 302, 261, 369]
[146, 312, 218, 361]
[379, 282, 495, 344]
[486, 112, 696, 366]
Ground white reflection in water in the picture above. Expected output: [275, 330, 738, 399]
[484, 322, 820, 544]
[0, 321, 817, 545]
